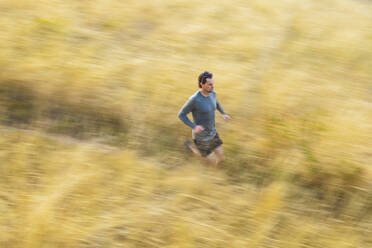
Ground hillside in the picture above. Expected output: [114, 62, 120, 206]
[0, 0, 371, 247]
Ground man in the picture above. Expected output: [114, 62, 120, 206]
[178, 71, 231, 166]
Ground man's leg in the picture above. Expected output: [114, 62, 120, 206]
[186, 140, 201, 156]
[186, 140, 217, 165]
[204, 153, 217, 166]
[213, 145, 224, 166]
[187, 137, 225, 166]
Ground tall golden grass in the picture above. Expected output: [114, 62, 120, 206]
[1, 128, 371, 247]
[0, 0, 371, 247]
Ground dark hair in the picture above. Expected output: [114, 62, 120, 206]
[198, 71, 213, 88]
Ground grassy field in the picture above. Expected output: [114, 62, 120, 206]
[0, 0, 371, 247]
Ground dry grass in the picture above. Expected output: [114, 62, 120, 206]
[0, 0, 371, 247]
[0, 129, 371, 247]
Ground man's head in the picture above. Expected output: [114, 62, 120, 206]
[198, 71, 214, 93]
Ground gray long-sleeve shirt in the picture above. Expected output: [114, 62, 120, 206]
[178, 91, 226, 141]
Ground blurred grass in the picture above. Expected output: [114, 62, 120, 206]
[0, 0, 371, 247]
[0, 129, 371, 247]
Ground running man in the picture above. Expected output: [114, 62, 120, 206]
[178, 71, 230, 166]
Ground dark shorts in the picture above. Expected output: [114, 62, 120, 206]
[193, 133, 223, 157]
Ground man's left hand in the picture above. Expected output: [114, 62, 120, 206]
[222, 114, 231, 121]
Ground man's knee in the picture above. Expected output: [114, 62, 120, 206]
[214, 146, 224, 165]
[216, 154, 224, 164]
[214, 145, 223, 155]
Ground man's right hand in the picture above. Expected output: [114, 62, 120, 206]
[193, 125, 205, 134]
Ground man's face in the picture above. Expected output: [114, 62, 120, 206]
[202, 78, 214, 93]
